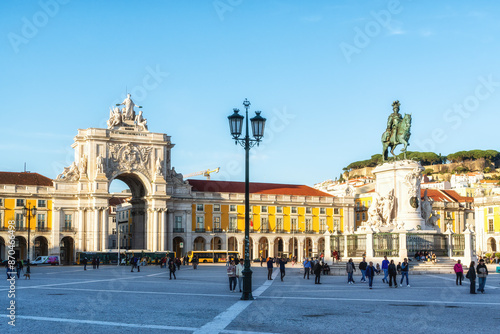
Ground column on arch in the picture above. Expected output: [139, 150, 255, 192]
[101, 207, 108, 251]
[167, 210, 174, 252]
[94, 208, 100, 251]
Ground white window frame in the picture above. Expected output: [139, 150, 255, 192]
[291, 207, 297, 214]
[305, 207, 312, 214]
[196, 204, 204, 212]
[276, 206, 283, 214]
[37, 214, 46, 229]
[261, 206, 268, 213]
[213, 204, 221, 212]
[320, 218, 326, 232]
[319, 207, 326, 215]
[196, 216, 204, 229]
[229, 205, 237, 212]
[37, 199, 47, 208]
[16, 199, 25, 207]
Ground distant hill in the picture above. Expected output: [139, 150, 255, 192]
[342, 150, 500, 180]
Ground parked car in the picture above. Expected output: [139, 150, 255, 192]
[31, 256, 60, 265]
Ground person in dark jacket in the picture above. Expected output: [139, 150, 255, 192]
[466, 261, 476, 294]
[359, 257, 367, 282]
[365, 261, 376, 289]
[279, 258, 286, 281]
[399, 258, 410, 287]
[476, 259, 488, 293]
[168, 258, 176, 280]
[313, 261, 322, 284]
[82, 257, 88, 271]
[388, 259, 397, 288]
[346, 258, 356, 284]
[267, 257, 274, 280]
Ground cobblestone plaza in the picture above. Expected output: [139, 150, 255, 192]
[2, 264, 499, 333]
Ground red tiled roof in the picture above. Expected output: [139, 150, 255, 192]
[420, 189, 473, 203]
[109, 197, 130, 206]
[188, 180, 334, 197]
[0, 172, 52, 186]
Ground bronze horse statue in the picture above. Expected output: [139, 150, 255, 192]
[382, 113, 412, 161]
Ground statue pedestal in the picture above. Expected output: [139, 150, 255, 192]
[373, 160, 425, 231]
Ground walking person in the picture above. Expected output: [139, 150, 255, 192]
[400, 258, 410, 287]
[227, 260, 237, 292]
[16, 260, 22, 279]
[466, 261, 476, 294]
[303, 258, 311, 279]
[359, 257, 367, 282]
[82, 257, 88, 271]
[476, 259, 488, 293]
[279, 257, 286, 282]
[388, 259, 397, 288]
[260, 256, 264, 267]
[192, 256, 198, 270]
[168, 258, 176, 280]
[267, 257, 274, 280]
[454, 260, 464, 286]
[381, 256, 389, 283]
[346, 258, 355, 284]
[313, 260, 321, 284]
[366, 261, 376, 289]
[236, 258, 244, 292]
[96, 257, 100, 269]
[92, 257, 97, 269]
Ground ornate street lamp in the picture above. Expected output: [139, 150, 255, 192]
[227, 98, 266, 300]
[22, 203, 37, 274]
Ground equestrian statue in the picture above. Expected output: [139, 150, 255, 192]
[381, 100, 412, 161]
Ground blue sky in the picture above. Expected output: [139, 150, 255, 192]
[1, 0, 500, 190]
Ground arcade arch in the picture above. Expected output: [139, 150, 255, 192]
[34, 236, 49, 258]
[60, 236, 74, 265]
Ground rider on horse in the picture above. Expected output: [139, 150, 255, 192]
[385, 100, 402, 144]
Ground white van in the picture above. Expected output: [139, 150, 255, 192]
[32, 256, 60, 265]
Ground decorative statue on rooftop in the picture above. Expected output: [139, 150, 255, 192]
[117, 93, 141, 121]
[381, 100, 412, 161]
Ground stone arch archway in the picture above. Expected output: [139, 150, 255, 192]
[34, 236, 49, 258]
[304, 237, 313, 259]
[209, 237, 222, 250]
[259, 237, 269, 259]
[273, 237, 284, 258]
[228, 237, 238, 252]
[14, 236, 26, 261]
[60, 236, 74, 265]
[289, 237, 299, 259]
[52, 116, 192, 257]
[194, 237, 206, 251]
[0, 237, 4, 261]
[317, 237, 325, 257]
[173, 236, 184, 257]
[487, 237, 497, 253]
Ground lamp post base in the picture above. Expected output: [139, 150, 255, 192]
[241, 268, 254, 300]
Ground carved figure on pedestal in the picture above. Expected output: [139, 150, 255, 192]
[381, 100, 412, 161]
[155, 157, 162, 176]
[366, 194, 383, 228]
[107, 107, 122, 129]
[135, 110, 148, 131]
[421, 189, 433, 225]
[79, 155, 88, 175]
[381, 190, 394, 225]
[96, 155, 105, 174]
[118, 93, 141, 120]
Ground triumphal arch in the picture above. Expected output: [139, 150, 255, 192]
[52, 94, 191, 257]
